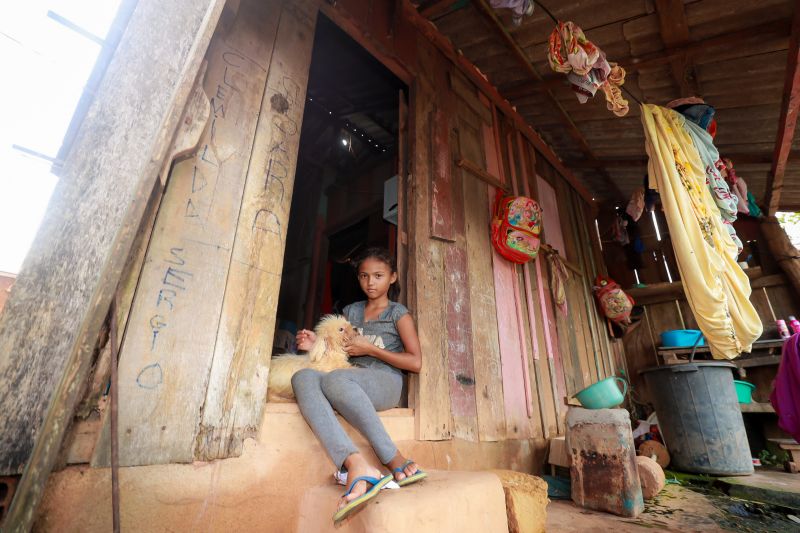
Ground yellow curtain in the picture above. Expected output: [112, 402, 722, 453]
[641, 104, 762, 359]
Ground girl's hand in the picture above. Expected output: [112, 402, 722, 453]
[343, 335, 374, 357]
[296, 329, 316, 351]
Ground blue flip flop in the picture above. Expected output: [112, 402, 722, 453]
[393, 460, 428, 487]
[332, 474, 393, 524]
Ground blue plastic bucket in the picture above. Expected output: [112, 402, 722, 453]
[574, 377, 628, 409]
[660, 329, 705, 348]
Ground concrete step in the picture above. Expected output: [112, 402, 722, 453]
[296, 470, 510, 533]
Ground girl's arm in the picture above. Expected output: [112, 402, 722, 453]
[344, 314, 422, 373]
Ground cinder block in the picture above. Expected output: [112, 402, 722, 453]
[566, 407, 644, 517]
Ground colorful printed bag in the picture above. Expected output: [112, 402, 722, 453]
[593, 275, 634, 325]
[491, 191, 543, 263]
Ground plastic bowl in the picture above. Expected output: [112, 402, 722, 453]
[660, 329, 705, 348]
[574, 376, 628, 409]
[734, 380, 755, 404]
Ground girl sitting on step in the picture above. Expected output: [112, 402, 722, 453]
[292, 247, 426, 523]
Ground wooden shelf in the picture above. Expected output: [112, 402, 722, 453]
[740, 401, 775, 413]
[627, 267, 790, 306]
[734, 355, 783, 369]
[657, 339, 784, 357]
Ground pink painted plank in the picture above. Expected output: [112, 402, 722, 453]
[537, 176, 567, 258]
[482, 118, 531, 439]
[504, 132, 533, 418]
[536, 176, 568, 401]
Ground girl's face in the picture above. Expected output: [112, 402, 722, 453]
[357, 257, 397, 299]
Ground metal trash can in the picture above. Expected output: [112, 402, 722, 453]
[640, 361, 753, 475]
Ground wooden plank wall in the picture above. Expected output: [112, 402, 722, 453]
[410, 24, 621, 441]
[536, 157, 623, 397]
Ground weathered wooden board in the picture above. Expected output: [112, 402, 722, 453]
[444, 244, 479, 441]
[463, 169, 507, 442]
[458, 114, 506, 442]
[0, 0, 227, 526]
[413, 37, 452, 441]
[646, 301, 685, 348]
[112, 1, 277, 466]
[750, 287, 776, 331]
[560, 183, 600, 385]
[443, 121, 479, 442]
[450, 71, 493, 125]
[483, 118, 530, 439]
[431, 108, 455, 241]
[197, 0, 316, 461]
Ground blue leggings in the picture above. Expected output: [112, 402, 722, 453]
[292, 367, 403, 469]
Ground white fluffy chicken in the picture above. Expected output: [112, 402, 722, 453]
[267, 314, 356, 401]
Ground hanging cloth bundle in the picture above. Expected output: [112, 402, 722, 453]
[641, 104, 762, 359]
[547, 21, 628, 116]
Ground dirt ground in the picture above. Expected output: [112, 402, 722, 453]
[546, 483, 800, 532]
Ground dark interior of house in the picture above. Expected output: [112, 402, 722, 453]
[275, 14, 407, 345]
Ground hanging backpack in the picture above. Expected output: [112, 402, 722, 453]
[593, 275, 634, 326]
[491, 190, 543, 264]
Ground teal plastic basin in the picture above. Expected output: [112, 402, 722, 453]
[734, 380, 755, 404]
[660, 329, 705, 348]
[574, 376, 628, 409]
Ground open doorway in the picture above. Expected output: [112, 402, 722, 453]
[274, 14, 408, 353]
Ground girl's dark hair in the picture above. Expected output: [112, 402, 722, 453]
[353, 247, 400, 300]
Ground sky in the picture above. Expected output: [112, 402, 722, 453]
[0, 0, 121, 274]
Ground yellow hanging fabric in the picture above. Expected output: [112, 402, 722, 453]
[641, 104, 762, 359]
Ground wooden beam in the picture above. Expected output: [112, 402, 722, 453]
[765, 4, 800, 216]
[502, 20, 791, 100]
[471, 0, 624, 201]
[0, 0, 226, 527]
[761, 216, 800, 300]
[654, 0, 697, 97]
[457, 158, 507, 190]
[566, 152, 800, 169]
[404, 1, 598, 207]
[418, 0, 463, 20]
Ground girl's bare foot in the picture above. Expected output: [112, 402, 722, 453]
[339, 453, 383, 510]
[386, 452, 419, 482]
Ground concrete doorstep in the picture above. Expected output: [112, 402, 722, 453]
[295, 470, 548, 533]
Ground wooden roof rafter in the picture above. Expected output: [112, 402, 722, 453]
[501, 19, 791, 100]
[765, 3, 800, 216]
[418, 0, 465, 20]
[469, 0, 625, 201]
[654, 0, 698, 98]
[568, 152, 800, 169]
